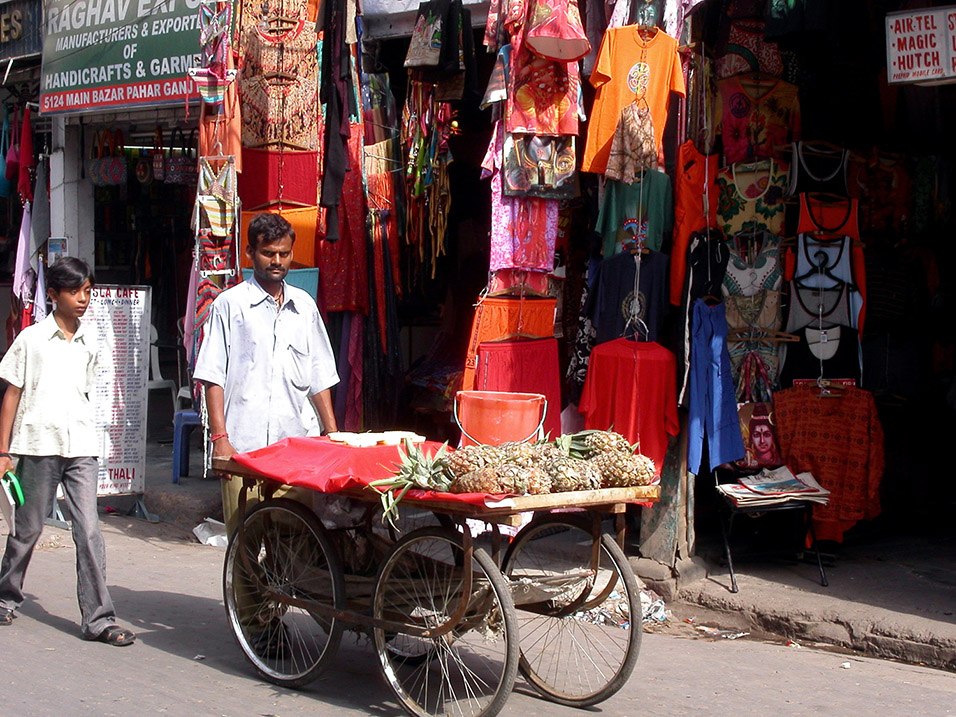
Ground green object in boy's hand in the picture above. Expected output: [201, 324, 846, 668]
[2, 471, 23, 507]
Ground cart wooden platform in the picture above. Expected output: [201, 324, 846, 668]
[213, 453, 660, 717]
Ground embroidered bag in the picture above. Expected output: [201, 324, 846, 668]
[501, 133, 577, 199]
[5, 106, 19, 182]
[152, 126, 166, 181]
[87, 129, 128, 186]
[135, 148, 153, 184]
[165, 128, 198, 185]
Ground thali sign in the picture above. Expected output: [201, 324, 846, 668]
[40, 0, 201, 114]
[886, 6, 956, 84]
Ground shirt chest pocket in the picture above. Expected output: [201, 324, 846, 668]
[286, 336, 311, 391]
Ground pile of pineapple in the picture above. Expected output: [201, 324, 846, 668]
[445, 430, 656, 495]
[378, 429, 654, 495]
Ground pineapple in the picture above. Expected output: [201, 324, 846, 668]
[451, 466, 505, 494]
[444, 444, 502, 479]
[494, 463, 529, 494]
[371, 440, 452, 525]
[589, 451, 656, 488]
[567, 429, 634, 459]
[582, 430, 633, 456]
[543, 456, 601, 493]
[497, 441, 538, 468]
[532, 441, 565, 463]
[524, 466, 552, 495]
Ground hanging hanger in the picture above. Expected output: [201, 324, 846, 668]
[815, 377, 845, 398]
[793, 249, 858, 292]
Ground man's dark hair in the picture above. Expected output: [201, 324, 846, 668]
[247, 213, 295, 251]
[47, 257, 96, 292]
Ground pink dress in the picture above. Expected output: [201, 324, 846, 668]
[482, 122, 558, 273]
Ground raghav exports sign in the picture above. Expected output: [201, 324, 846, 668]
[886, 6, 956, 84]
[39, 0, 200, 114]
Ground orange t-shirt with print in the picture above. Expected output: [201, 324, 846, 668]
[582, 27, 685, 175]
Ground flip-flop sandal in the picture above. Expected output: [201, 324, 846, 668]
[96, 625, 136, 646]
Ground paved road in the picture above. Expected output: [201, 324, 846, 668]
[1, 519, 953, 716]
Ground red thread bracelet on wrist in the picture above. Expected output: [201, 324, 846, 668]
[210, 433, 228, 442]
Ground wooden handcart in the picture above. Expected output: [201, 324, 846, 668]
[213, 448, 659, 717]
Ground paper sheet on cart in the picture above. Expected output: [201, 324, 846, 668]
[230, 437, 512, 506]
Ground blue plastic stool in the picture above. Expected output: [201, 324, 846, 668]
[172, 410, 202, 483]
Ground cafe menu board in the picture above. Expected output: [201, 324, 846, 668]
[85, 285, 150, 495]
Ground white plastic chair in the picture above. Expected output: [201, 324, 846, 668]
[148, 324, 178, 410]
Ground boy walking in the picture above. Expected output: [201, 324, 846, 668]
[0, 257, 134, 646]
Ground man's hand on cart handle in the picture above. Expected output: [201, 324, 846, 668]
[212, 434, 237, 459]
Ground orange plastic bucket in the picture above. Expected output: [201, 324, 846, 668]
[454, 391, 547, 447]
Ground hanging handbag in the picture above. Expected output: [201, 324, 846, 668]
[501, 133, 577, 199]
[151, 126, 166, 181]
[5, 107, 19, 182]
[135, 149, 153, 184]
[0, 107, 11, 198]
[404, 0, 451, 68]
[105, 129, 127, 185]
[165, 128, 198, 185]
[86, 129, 107, 186]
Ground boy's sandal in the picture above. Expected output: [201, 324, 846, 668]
[0, 608, 15, 626]
[96, 625, 136, 646]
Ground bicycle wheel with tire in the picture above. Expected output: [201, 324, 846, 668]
[502, 514, 642, 706]
[372, 527, 519, 717]
[223, 498, 346, 688]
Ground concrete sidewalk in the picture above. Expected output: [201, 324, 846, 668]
[127, 405, 956, 673]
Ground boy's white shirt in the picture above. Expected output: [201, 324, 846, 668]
[0, 313, 99, 457]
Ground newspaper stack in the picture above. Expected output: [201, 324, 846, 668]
[717, 466, 830, 508]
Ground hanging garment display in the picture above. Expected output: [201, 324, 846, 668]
[716, 74, 800, 164]
[722, 232, 782, 297]
[725, 289, 783, 401]
[715, 18, 784, 79]
[796, 193, 860, 238]
[481, 122, 559, 273]
[715, 159, 789, 238]
[578, 338, 680, 475]
[505, 38, 581, 135]
[671, 141, 720, 305]
[786, 281, 854, 332]
[677, 229, 728, 405]
[774, 384, 884, 543]
[785, 234, 865, 332]
[194, 156, 240, 278]
[405, 0, 458, 69]
[582, 26, 685, 173]
[595, 170, 673, 257]
[462, 295, 557, 392]
[586, 249, 669, 344]
[237, 147, 318, 209]
[687, 299, 746, 473]
[524, 0, 590, 62]
[605, 102, 658, 182]
[318, 123, 370, 313]
[779, 325, 860, 387]
[240, 17, 319, 150]
[474, 337, 563, 438]
[788, 141, 849, 195]
[846, 152, 910, 235]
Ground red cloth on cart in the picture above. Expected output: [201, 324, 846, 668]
[230, 436, 509, 505]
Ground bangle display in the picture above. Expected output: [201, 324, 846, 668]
[210, 433, 228, 442]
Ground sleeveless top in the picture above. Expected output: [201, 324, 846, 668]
[786, 281, 853, 332]
[788, 142, 849, 196]
[722, 231, 781, 297]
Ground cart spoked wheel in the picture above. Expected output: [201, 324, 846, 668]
[223, 498, 346, 688]
[372, 527, 519, 717]
[502, 514, 642, 707]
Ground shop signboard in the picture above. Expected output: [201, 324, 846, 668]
[39, 0, 201, 114]
[886, 6, 956, 85]
[0, 0, 42, 60]
[85, 284, 150, 496]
